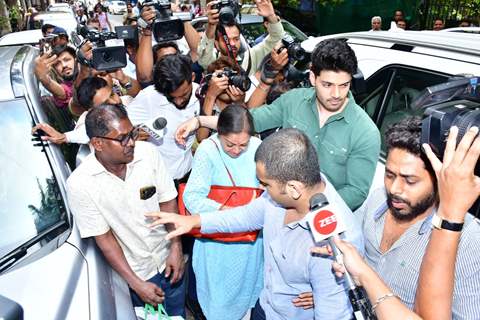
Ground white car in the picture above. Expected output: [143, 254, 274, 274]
[108, 0, 127, 14]
[47, 3, 76, 17]
[0, 30, 42, 46]
[302, 30, 480, 192]
[34, 11, 78, 36]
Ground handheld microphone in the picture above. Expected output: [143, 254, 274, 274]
[307, 193, 377, 320]
[137, 117, 168, 143]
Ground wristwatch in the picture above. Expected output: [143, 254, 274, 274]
[431, 213, 464, 232]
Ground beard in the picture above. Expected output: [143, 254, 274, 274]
[386, 191, 436, 222]
[62, 73, 75, 82]
[169, 91, 192, 110]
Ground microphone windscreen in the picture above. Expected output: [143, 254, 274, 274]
[309, 193, 328, 210]
[152, 117, 168, 130]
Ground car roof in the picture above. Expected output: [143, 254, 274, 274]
[441, 27, 480, 34]
[192, 14, 264, 25]
[302, 30, 480, 56]
[0, 30, 42, 46]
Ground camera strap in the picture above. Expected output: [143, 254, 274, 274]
[217, 24, 237, 63]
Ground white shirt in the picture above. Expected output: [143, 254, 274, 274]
[67, 141, 177, 280]
[65, 111, 89, 144]
[127, 84, 200, 179]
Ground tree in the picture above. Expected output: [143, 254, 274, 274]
[0, 0, 12, 36]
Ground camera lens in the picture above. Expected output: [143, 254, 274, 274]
[230, 75, 251, 92]
[102, 51, 113, 62]
[288, 43, 306, 61]
[219, 7, 235, 25]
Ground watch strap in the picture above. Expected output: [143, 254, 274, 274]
[432, 214, 464, 232]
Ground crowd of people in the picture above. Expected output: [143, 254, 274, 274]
[29, 0, 480, 319]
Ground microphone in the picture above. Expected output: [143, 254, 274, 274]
[307, 193, 377, 320]
[137, 117, 168, 142]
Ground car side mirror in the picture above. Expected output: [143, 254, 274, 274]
[351, 68, 367, 96]
[0, 295, 24, 320]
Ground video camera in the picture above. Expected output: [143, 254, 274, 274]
[211, 0, 240, 26]
[71, 25, 136, 71]
[419, 77, 480, 216]
[141, 0, 185, 43]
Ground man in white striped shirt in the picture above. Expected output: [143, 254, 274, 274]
[357, 116, 480, 318]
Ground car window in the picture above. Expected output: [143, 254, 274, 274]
[361, 67, 449, 153]
[241, 20, 307, 47]
[38, 87, 78, 170]
[0, 99, 68, 270]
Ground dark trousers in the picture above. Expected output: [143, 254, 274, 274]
[130, 271, 186, 318]
[250, 299, 266, 320]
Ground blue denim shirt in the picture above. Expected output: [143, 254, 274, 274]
[201, 177, 364, 320]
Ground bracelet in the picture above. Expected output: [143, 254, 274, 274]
[372, 292, 397, 312]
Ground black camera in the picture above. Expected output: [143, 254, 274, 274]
[216, 67, 251, 92]
[420, 77, 480, 216]
[280, 34, 306, 62]
[73, 25, 130, 71]
[142, 0, 185, 43]
[211, 0, 240, 26]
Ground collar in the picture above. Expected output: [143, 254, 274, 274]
[285, 215, 310, 230]
[85, 148, 143, 176]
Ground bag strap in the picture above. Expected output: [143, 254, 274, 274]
[210, 138, 237, 187]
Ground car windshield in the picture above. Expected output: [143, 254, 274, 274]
[241, 19, 308, 47]
[0, 99, 68, 261]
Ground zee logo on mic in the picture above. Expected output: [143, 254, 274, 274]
[313, 210, 337, 235]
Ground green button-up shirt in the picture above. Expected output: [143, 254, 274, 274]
[251, 87, 380, 210]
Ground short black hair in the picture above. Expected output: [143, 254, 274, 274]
[214, 22, 242, 41]
[85, 104, 129, 139]
[254, 128, 322, 187]
[152, 41, 179, 63]
[77, 76, 109, 109]
[153, 54, 193, 95]
[385, 116, 434, 177]
[310, 38, 358, 77]
[217, 104, 255, 136]
[41, 23, 56, 34]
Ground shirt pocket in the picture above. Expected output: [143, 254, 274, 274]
[321, 139, 348, 165]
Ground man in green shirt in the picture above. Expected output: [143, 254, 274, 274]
[176, 39, 380, 210]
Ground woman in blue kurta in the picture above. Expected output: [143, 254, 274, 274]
[183, 104, 263, 320]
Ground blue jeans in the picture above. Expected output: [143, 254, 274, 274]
[250, 299, 266, 320]
[130, 271, 186, 318]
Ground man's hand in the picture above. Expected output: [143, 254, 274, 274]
[130, 280, 165, 306]
[226, 85, 246, 103]
[206, 1, 220, 26]
[311, 236, 371, 287]
[271, 46, 289, 71]
[34, 54, 57, 79]
[206, 73, 229, 99]
[292, 292, 314, 310]
[141, 5, 157, 25]
[164, 242, 185, 284]
[79, 40, 93, 61]
[108, 68, 128, 84]
[255, 0, 277, 22]
[175, 117, 200, 146]
[145, 212, 201, 240]
[423, 126, 480, 221]
[32, 123, 67, 144]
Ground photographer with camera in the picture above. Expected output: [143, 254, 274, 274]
[135, 2, 201, 85]
[197, 0, 284, 77]
[197, 56, 248, 141]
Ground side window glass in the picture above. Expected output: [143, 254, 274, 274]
[359, 69, 391, 119]
[39, 84, 79, 170]
[377, 68, 448, 152]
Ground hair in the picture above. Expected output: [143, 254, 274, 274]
[254, 128, 322, 187]
[310, 38, 358, 77]
[41, 23, 56, 34]
[371, 16, 382, 23]
[385, 116, 434, 177]
[55, 45, 76, 58]
[266, 81, 292, 104]
[153, 54, 193, 95]
[77, 76, 109, 109]
[152, 41, 179, 63]
[207, 56, 240, 74]
[214, 22, 242, 41]
[433, 17, 444, 23]
[217, 104, 255, 136]
[85, 104, 129, 139]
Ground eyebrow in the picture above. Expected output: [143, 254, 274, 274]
[385, 168, 418, 179]
[223, 137, 249, 145]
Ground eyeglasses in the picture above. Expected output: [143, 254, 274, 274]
[95, 127, 140, 147]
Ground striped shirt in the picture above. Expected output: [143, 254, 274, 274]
[357, 187, 480, 319]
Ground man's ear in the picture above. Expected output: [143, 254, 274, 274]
[90, 137, 104, 152]
[309, 70, 316, 87]
[285, 180, 304, 201]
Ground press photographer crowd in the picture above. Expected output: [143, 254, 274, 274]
[24, 0, 480, 319]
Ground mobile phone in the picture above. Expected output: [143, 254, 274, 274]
[39, 35, 57, 56]
[140, 186, 156, 200]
